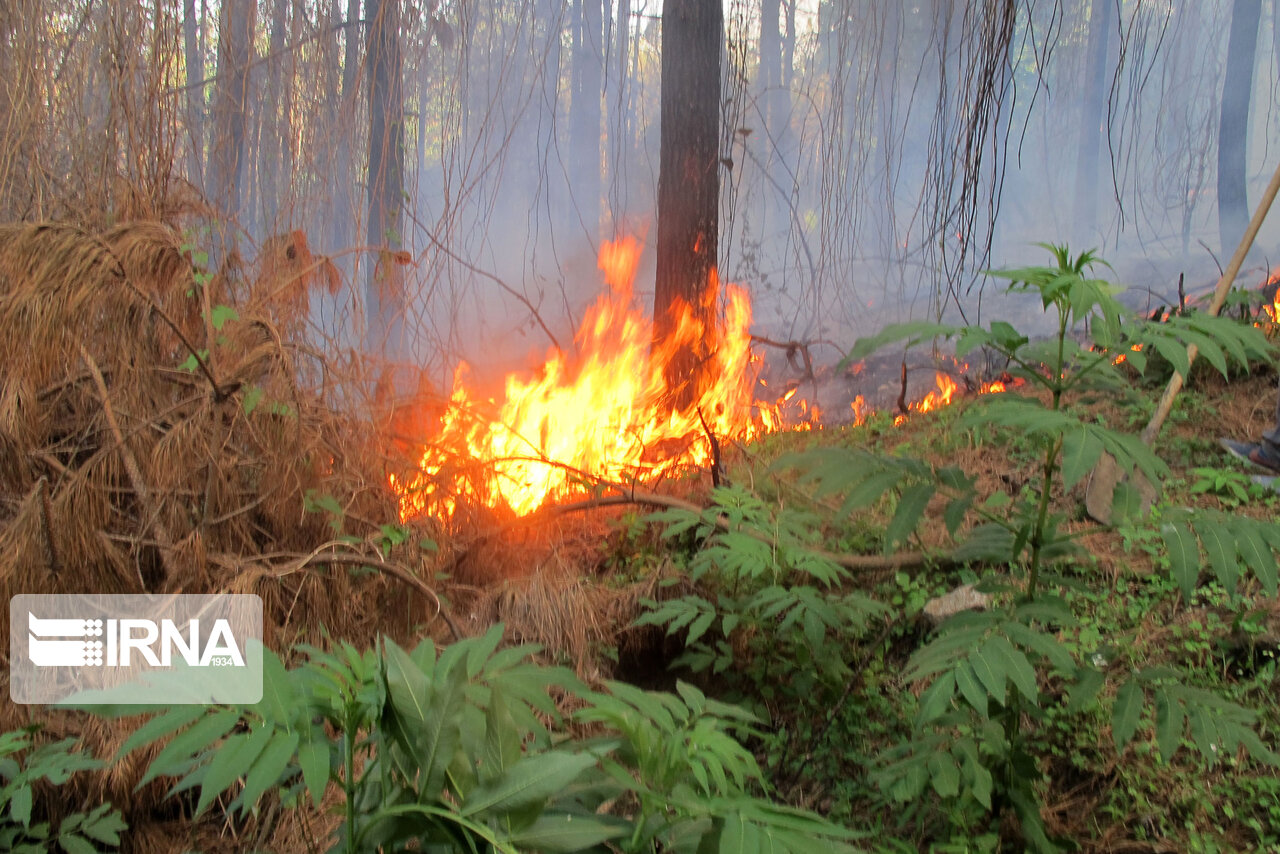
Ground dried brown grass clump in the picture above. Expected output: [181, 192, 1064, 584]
[0, 218, 447, 670]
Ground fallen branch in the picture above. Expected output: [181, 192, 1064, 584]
[442, 487, 950, 577]
[224, 544, 460, 641]
[81, 345, 170, 590]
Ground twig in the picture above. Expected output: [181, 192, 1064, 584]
[696, 407, 724, 488]
[236, 544, 460, 641]
[34, 477, 61, 575]
[80, 345, 169, 591]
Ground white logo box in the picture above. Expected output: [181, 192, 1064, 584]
[10, 594, 263, 705]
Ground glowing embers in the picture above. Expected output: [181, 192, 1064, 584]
[391, 237, 773, 520]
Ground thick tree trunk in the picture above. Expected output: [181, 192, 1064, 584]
[1073, 0, 1114, 243]
[608, 0, 632, 221]
[654, 0, 721, 411]
[1218, 0, 1262, 256]
[208, 0, 256, 223]
[365, 0, 405, 348]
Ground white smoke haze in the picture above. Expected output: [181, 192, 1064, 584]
[4, 0, 1280, 396]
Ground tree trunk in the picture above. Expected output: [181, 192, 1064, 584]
[208, 0, 256, 224]
[1073, 0, 1114, 244]
[608, 0, 632, 222]
[365, 0, 405, 350]
[262, 0, 290, 228]
[331, 0, 361, 253]
[571, 0, 604, 243]
[1218, 0, 1262, 256]
[654, 0, 721, 411]
[182, 0, 204, 192]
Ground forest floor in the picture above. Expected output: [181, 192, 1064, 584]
[4, 221, 1280, 852]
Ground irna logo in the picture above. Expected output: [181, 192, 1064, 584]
[27, 614, 247, 668]
[10, 594, 263, 705]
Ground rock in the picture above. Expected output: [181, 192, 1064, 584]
[922, 583, 992, 627]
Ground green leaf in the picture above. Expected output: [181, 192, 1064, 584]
[241, 384, 265, 416]
[460, 751, 598, 818]
[1059, 426, 1104, 490]
[986, 636, 1038, 705]
[1198, 521, 1240, 594]
[296, 738, 329, 808]
[57, 834, 96, 854]
[509, 812, 628, 852]
[137, 708, 241, 789]
[1112, 678, 1144, 750]
[209, 304, 239, 331]
[194, 723, 274, 815]
[10, 784, 32, 826]
[1233, 519, 1278, 596]
[969, 647, 1007, 707]
[884, 483, 934, 554]
[1161, 522, 1200, 599]
[238, 729, 300, 814]
[954, 662, 988, 713]
[927, 752, 961, 799]
[115, 705, 207, 759]
[1153, 688, 1183, 763]
[1067, 666, 1104, 714]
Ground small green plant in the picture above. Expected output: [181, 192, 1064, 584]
[80, 626, 850, 853]
[635, 484, 885, 698]
[0, 728, 126, 853]
[818, 245, 1279, 850]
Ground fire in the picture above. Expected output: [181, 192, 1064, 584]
[914, 372, 958, 414]
[391, 237, 770, 520]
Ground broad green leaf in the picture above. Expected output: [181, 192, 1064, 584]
[460, 751, 597, 817]
[1197, 521, 1240, 594]
[1059, 426, 1104, 490]
[10, 784, 32, 826]
[954, 662, 988, 713]
[296, 738, 330, 808]
[137, 708, 240, 789]
[969, 647, 1007, 707]
[238, 729, 300, 814]
[193, 723, 274, 815]
[1232, 519, 1278, 595]
[916, 672, 957, 724]
[1112, 678, 1144, 750]
[509, 812, 628, 852]
[115, 705, 207, 759]
[1003, 622, 1076, 673]
[884, 483, 934, 554]
[1161, 522, 1200, 599]
[927, 752, 961, 800]
[1066, 666, 1104, 714]
[1153, 688, 1183, 763]
[986, 636, 1038, 705]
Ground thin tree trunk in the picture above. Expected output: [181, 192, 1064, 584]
[332, 0, 361, 253]
[654, 0, 721, 411]
[571, 0, 604, 243]
[1218, 0, 1262, 256]
[1073, 0, 1114, 243]
[365, 0, 405, 350]
[263, 0, 290, 227]
[182, 0, 204, 192]
[208, 0, 256, 224]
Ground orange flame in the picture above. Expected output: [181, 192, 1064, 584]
[391, 237, 771, 520]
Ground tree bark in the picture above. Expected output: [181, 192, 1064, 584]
[1218, 0, 1262, 256]
[182, 0, 204, 192]
[571, 0, 604, 242]
[1073, 0, 1114, 243]
[208, 0, 256, 223]
[654, 0, 722, 411]
[331, 0, 361, 253]
[365, 0, 405, 348]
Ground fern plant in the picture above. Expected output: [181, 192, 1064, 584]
[78, 624, 851, 853]
[0, 727, 126, 854]
[636, 483, 885, 699]
[806, 245, 1280, 850]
